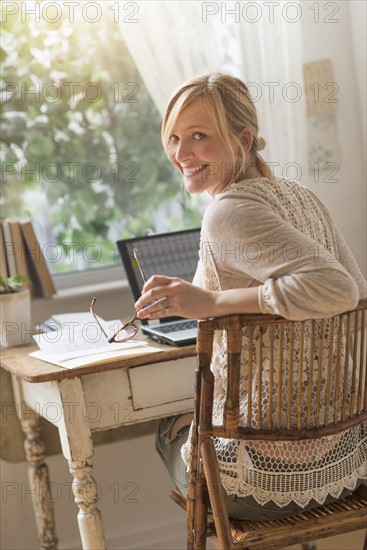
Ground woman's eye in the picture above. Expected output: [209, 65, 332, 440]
[169, 135, 179, 142]
[193, 132, 206, 140]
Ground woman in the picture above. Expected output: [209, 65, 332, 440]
[135, 73, 367, 520]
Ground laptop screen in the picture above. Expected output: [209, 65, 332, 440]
[116, 228, 201, 323]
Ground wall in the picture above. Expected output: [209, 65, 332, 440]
[349, 0, 367, 168]
[1, 2, 366, 549]
[301, 0, 366, 275]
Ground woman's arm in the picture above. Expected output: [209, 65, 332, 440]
[136, 193, 361, 321]
[135, 277, 261, 320]
[203, 194, 360, 320]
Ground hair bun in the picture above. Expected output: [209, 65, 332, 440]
[257, 136, 266, 151]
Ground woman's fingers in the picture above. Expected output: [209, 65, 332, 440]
[138, 294, 175, 320]
[135, 275, 175, 310]
[137, 296, 174, 319]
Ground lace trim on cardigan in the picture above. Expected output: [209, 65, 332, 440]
[215, 424, 366, 507]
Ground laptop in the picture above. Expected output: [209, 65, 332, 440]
[117, 228, 201, 346]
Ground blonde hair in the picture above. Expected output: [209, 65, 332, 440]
[161, 73, 273, 187]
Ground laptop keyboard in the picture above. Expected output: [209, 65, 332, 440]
[156, 320, 198, 334]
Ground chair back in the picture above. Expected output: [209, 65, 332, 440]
[187, 299, 367, 549]
[196, 299, 367, 441]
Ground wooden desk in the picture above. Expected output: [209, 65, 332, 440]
[1, 339, 197, 550]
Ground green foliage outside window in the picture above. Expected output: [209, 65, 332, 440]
[1, 2, 204, 273]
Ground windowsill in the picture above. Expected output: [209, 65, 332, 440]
[51, 265, 125, 292]
[31, 277, 133, 323]
[31, 264, 131, 304]
[35, 278, 130, 302]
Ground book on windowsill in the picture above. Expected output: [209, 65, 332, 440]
[1, 221, 18, 279]
[20, 219, 56, 298]
[30, 311, 163, 369]
[1, 219, 56, 298]
[0, 223, 9, 281]
[7, 219, 32, 288]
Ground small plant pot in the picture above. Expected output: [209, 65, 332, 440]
[0, 289, 32, 347]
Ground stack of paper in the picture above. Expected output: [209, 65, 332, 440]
[31, 312, 163, 369]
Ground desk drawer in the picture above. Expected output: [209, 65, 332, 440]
[128, 356, 195, 410]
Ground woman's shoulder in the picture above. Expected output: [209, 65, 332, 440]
[203, 175, 334, 236]
[218, 175, 310, 197]
[215, 175, 328, 213]
[206, 175, 298, 215]
[202, 176, 283, 235]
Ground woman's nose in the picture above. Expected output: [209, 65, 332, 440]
[175, 140, 193, 163]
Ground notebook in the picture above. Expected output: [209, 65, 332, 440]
[117, 228, 201, 346]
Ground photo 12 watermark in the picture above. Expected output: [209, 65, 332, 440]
[1, 398, 139, 425]
[1, 479, 139, 504]
[190, 160, 339, 185]
[1, 1, 140, 24]
[2, 160, 140, 186]
[201, 2, 340, 24]
[198, 79, 339, 106]
[2, 81, 140, 104]
[200, 240, 341, 266]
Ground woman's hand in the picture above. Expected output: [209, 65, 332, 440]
[134, 275, 218, 320]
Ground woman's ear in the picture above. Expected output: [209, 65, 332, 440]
[239, 128, 254, 154]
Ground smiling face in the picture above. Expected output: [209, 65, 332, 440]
[165, 99, 239, 196]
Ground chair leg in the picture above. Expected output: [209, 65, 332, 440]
[197, 477, 210, 550]
[201, 438, 233, 550]
[187, 457, 209, 550]
[186, 494, 195, 550]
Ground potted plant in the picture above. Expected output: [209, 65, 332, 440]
[0, 275, 32, 347]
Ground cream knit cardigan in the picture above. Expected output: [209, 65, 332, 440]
[181, 176, 367, 507]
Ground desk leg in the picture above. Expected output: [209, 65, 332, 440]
[12, 378, 58, 550]
[21, 412, 58, 549]
[57, 378, 106, 550]
[68, 457, 106, 550]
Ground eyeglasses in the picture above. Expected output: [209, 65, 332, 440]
[90, 248, 147, 344]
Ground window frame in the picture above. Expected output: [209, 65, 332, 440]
[53, 264, 126, 292]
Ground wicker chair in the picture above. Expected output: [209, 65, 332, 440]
[171, 299, 367, 549]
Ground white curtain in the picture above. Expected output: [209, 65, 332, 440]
[117, 0, 308, 182]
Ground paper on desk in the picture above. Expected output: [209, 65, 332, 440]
[32, 311, 164, 368]
[34, 313, 132, 357]
[33, 341, 148, 361]
[50, 312, 102, 326]
[39, 312, 107, 331]
[30, 344, 163, 369]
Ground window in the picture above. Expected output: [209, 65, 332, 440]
[1, 2, 205, 281]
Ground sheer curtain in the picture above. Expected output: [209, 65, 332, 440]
[117, 1, 308, 181]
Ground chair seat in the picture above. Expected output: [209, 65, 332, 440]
[170, 488, 367, 549]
